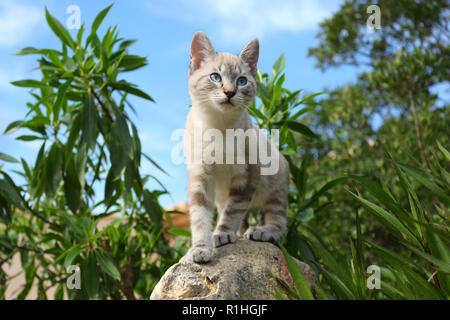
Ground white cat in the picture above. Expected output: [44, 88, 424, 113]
[184, 31, 290, 264]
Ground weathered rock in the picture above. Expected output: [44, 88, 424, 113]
[150, 239, 316, 300]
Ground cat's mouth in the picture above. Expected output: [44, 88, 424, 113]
[219, 98, 234, 106]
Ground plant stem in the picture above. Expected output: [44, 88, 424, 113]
[22, 195, 62, 230]
[90, 87, 113, 122]
[406, 87, 430, 170]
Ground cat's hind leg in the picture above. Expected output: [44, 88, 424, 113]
[244, 197, 286, 243]
[236, 209, 263, 238]
[236, 212, 249, 238]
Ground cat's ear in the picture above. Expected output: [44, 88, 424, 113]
[239, 38, 259, 75]
[190, 31, 215, 72]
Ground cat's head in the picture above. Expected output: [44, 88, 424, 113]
[188, 31, 259, 113]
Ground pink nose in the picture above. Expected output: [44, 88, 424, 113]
[224, 90, 236, 98]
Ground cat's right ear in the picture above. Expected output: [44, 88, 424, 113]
[189, 31, 215, 74]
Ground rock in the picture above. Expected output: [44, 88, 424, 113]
[150, 239, 316, 300]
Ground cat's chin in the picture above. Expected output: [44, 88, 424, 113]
[219, 101, 233, 107]
[215, 103, 238, 113]
[213, 99, 243, 112]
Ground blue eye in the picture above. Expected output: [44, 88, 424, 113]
[210, 73, 221, 82]
[237, 77, 247, 86]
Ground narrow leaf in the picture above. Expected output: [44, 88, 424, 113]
[280, 245, 314, 300]
[95, 250, 121, 280]
[0, 153, 19, 163]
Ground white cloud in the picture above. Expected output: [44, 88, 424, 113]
[0, 0, 43, 47]
[146, 0, 333, 44]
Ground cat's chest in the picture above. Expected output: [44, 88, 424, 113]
[213, 163, 246, 195]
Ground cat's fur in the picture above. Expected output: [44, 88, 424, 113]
[184, 31, 289, 264]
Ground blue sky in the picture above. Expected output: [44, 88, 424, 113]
[0, 0, 361, 208]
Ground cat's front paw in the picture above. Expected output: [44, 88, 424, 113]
[243, 226, 280, 243]
[190, 247, 212, 264]
[213, 230, 236, 247]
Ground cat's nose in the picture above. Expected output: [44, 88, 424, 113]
[224, 90, 236, 98]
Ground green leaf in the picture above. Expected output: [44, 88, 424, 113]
[380, 281, 407, 300]
[366, 240, 416, 271]
[290, 106, 315, 120]
[285, 121, 319, 139]
[106, 127, 128, 180]
[401, 241, 450, 274]
[83, 253, 99, 299]
[13, 47, 62, 57]
[437, 141, 450, 161]
[45, 8, 76, 49]
[95, 250, 121, 280]
[118, 39, 137, 52]
[314, 261, 355, 299]
[3, 120, 24, 134]
[17, 265, 36, 300]
[91, 4, 113, 35]
[64, 244, 83, 269]
[296, 236, 318, 275]
[110, 101, 134, 158]
[298, 92, 326, 104]
[349, 191, 421, 247]
[13, 47, 38, 55]
[304, 177, 348, 208]
[248, 103, 267, 122]
[60, 211, 84, 237]
[425, 226, 450, 293]
[0, 153, 19, 163]
[272, 53, 286, 76]
[117, 55, 148, 72]
[0, 195, 12, 224]
[391, 160, 450, 206]
[143, 190, 163, 226]
[82, 94, 98, 151]
[63, 157, 81, 214]
[104, 168, 119, 206]
[0, 179, 23, 209]
[269, 282, 289, 300]
[53, 80, 72, 121]
[274, 277, 301, 299]
[22, 116, 48, 136]
[76, 24, 85, 47]
[280, 245, 314, 300]
[110, 81, 154, 102]
[16, 135, 43, 141]
[45, 143, 63, 197]
[349, 238, 364, 298]
[349, 175, 409, 219]
[355, 210, 365, 295]
[269, 74, 285, 114]
[52, 284, 64, 300]
[10, 80, 50, 89]
[313, 284, 329, 300]
[167, 228, 191, 238]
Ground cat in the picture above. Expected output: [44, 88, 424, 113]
[183, 31, 290, 264]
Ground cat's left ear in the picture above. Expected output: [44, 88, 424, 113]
[239, 38, 259, 75]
